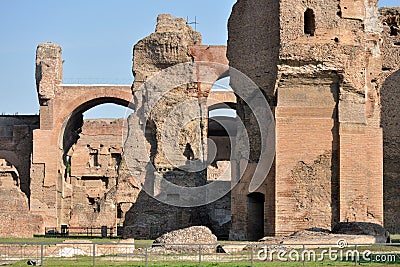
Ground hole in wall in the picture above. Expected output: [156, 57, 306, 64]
[390, 26, 398, 36]
[304, 8, 316, 36]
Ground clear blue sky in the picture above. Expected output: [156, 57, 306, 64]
[0, 0, 397, 117]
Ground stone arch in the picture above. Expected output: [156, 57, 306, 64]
[51, 87, 134, 183]
[54, 87, 133, 128]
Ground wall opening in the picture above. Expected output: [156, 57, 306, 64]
[247, 192, 265, 240]
[0, 158, 19, 188]
[207, 76, 237, 164]
[60, 98, 133, 230]
[390, 26, 398, 36]
[110, 153, 122, 168]
[62, 100, 133, 181]
[89, 151, 100, 168]
[304, 8, 316, 36]
[117, 204, 123, 219]
[83, 103, 129, 119]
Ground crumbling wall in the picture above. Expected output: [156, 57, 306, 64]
[123, 14, 232, 239]
[65, 119, 139, 229]
[0, 116, 39, 199]
[0, 158, 43, 238]
[0, 187, 43, 238]
[0, 116, 43, 237]
[379, 7, 400, 234]
[277, 0, 382, 233]
[227, 0, 280, 240]
[228, 0, 384, 238]
[290, 151, 338, 230]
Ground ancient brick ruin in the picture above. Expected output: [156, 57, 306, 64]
[0, 2, 399, 240]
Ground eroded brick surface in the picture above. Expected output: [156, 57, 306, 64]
[0, 4, 398, 240]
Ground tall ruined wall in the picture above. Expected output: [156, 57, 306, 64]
[379, 7, 400, 233]
[0, 116, 43, 237]
[277, 0, 382, 235]
[227, 0, 280, 241]
[0, 115, 39, 198]
[31, 42, 63, 228]
[228, 0, 384, 239]
[123, 14, 231, 239]
[33, 41, 133, 231]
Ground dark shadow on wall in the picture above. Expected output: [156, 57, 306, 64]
[122, 116, 222, 239]
[122, 163, 210, 239]
[121, 152, 232, 240]
[330, 75, 340, 230]
[247, 192, 265, 241]
[227, 0, 280, 240]
[381, 69, 400, 233]
[0, 116, 39, 203]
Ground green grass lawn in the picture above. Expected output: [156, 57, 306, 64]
[2, 237, 400, 266]
[392, 235, 400, 243]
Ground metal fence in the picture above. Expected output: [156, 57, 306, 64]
[0, 241, 399, 266]
[45, 226, 117, 238]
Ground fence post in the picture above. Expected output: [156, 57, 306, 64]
[198, 244, 202, 267]
[251, 244, 254, 266]
[92, 243, 96, 267]
[40, 243, 44, 266]
[355, 245, 358, 265]
[145, 243, 148, 267]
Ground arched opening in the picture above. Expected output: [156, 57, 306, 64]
[247, 192, 265, 240]
[207, 76, 237, 174]
[82, 103, 129, 119]
[211, 76, 231, 91]
[304, 8, 316, 36]
[204, 76, 236, 238]
[59, 98, 134, 230]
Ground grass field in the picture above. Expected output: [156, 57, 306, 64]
[1, 236, 400, 266]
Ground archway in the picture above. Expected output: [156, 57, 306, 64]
[57, 93, 134, 230]
[207, 76, 237, 164]
[247, 192, 265, 240]
[60, 96, 132, 172]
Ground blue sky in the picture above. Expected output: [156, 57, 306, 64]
[0, 0, 397, 118]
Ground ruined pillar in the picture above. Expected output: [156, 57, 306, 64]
[379, 7, 400, 233]
[227, 0, 280, 240]
[228, 0, 384, 239]
[35, 42, 63, 130]
[30, 42, 63, 228]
